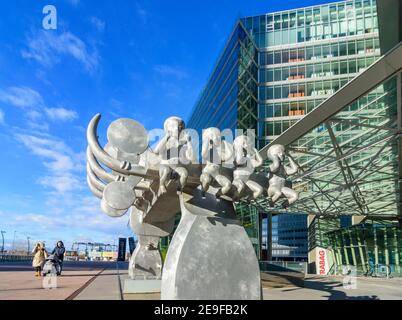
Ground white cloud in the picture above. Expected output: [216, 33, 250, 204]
[15, 134, 84, 195]
[154, 65, 189, 80]
[0, 86, 44, 109]
[45, 107, 78, 121]
[39, 175, 82, 194]
[0, 109, 4, 124]
[22, 31, 99, 72]
[90, 17, 105, 32]
[0, 86, 78, 126]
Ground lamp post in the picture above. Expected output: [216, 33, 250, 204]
[1, 231, 5, 254]
[27, 237, 31, 256]
[12, 231, 16, 252]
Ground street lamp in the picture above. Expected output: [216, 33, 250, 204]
[27, 237, 31, 256]
[12, 231, 16, 252]
[1, 231, 5, 254]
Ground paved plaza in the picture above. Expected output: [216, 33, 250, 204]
[262, 275, 402, 300]
[1, 261, 402, 300]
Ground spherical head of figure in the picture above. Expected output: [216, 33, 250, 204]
[164, 117, 185, 138]
[267, 144, 286, 162]
[203, 127, 221, 147]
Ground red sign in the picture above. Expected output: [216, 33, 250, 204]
[318, 250, 326, 275]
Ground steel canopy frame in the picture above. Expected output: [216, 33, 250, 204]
[254, 42, 402, 218]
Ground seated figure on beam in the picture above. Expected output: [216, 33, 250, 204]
[200, 127, 233, 198]
[154, 116, 195, 195]
[267, 144, 299, 208]
[232, 135, 264, 200]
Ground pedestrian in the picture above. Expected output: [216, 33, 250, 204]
[32, 242, 48, 277]
[52, 241, 66, 276]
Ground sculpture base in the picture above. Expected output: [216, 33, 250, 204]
[161, 189, 262, 300]
[123, 279, 161, 294]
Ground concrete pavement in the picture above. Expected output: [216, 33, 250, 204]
[0, 261, 114, 300]
[2, 261, 402, 300]
[262, 275, 402, 300]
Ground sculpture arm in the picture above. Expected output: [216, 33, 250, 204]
[285, 156, 298, 176]
[234, 147, 245, 166]
[250, 148, 263, 168]
[269, 156, 281, 173]
[153, 135, 168, 155]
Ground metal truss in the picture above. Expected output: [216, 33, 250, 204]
[256, 42, 402, 219]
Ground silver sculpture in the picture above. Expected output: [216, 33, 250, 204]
[267, 144, 299, 208]
[86, 114, 300, 299]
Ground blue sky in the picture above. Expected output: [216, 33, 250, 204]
[0, 0, 335, 250]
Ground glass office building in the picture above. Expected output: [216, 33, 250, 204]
[242, 0, 380, 148]
[261, 214, 309, 261]
[187, 0, 382, 262]
[187, 24, 258, 132]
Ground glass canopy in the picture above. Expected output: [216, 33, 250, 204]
[252, 43, 402, 219]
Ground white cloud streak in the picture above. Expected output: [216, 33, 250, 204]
[22, 31, 99, 72]
[90, 17, 105, 32]
[0, 86, 78, 125]
[15, 134, 84, 194]
[45, 107, 78, 121]
[0, 86, 44, 109]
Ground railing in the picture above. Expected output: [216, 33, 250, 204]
[260, 261, 307, 274]
[0, 255, 33, 263]
[333, 264, 399, 278]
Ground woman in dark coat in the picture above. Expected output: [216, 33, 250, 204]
[52, 241, 66, 275]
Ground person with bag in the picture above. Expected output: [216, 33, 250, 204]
[32, 242, 48, 277]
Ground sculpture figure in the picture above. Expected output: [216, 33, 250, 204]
[86, 113, 301, 299]
[200, 127, 233, 197]
[154, 117, 195, 195]
[266, 144, 299, 208]
[232, 135, 264, 199]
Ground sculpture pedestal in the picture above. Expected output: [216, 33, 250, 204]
[161, 189, 261, 300]
[123, 279, 161, 294]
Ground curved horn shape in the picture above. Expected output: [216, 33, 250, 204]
[86, 175, 103, 199]
[86, 146, 115, 183]
[87, 114, 148, 178]
[87, 163, 106, 191]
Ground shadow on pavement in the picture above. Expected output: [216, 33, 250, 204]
[282, 277, 380, 300]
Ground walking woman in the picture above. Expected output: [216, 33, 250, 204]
[52, 241, 66, 275]
[32, 242, 48, 277]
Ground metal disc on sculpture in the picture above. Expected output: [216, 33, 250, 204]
[105, 142, 141, 164]
[101, 199, 128, 217]
[107, 118, 149, 155]
[103, 181, 135, 210]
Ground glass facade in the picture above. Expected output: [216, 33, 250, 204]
[187, 23, 259, 133]
[241, 0, 380, 149]
[262, 214, 308, 261]
[327, 222, 402, 277]
[187, 0, 385, 264]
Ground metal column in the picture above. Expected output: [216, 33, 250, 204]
[374, 227, 379, 274]
[356, 229, 367, 273]
[267, 212, 273, 261]
[393, 227, 400, 274]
